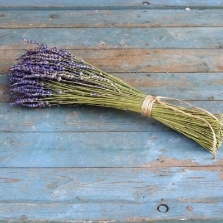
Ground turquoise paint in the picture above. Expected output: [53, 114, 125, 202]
[1, 27, 223, 49]
[1, 1, 223, 222]
[0, 0, 223, 9]
[1, 10, 223, 28]
[0, 168, 223, 221]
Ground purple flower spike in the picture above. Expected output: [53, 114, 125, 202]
[8, 39, 94, 108]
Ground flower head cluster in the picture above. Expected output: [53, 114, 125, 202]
[8, 39, 93, 107]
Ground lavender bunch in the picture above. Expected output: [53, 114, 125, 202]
[8, 39, 223, 157]
[9, 39, 96, 107]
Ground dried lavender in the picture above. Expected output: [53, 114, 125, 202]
[9, 40, 90, 106]
[8, 39, 223, 157]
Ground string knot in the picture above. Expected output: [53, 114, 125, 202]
[141, 95, 157, 118]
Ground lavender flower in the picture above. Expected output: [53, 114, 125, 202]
[7, 39, 223, 157]
[8, 39, 95, 107]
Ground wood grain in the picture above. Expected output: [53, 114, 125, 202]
[1, 0, 223, 222]
[1, 28, 223, 50]
[1, 100, 223, 133]
[1, 100, 223, 168]
[0, 167, 223, 222]
[0, 0, 223, 9]
[1, 49, 223, 74]
[1, 130, 223, 167]
[1, 10, 223, 28]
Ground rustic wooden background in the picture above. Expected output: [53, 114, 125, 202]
[0, 0, 223, 222]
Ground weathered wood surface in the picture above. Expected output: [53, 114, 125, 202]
[1, 10, 223, 28]
[0, 168, 223, 222]
[1, 1, 223, 222]
[1, 27, 223, 49]
[1, 121, 223, 168]
[1, 49, 223, 73]
[0, 0, 223, 9]
[1, 100, 223, 132]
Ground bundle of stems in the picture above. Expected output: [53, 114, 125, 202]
[8, 39, 223, 157]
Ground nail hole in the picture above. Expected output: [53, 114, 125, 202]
[50, 14, 58, 19]
[142, 2, 150, 6]
[157, 204, 169, 213]
[186, 206, 193, 211]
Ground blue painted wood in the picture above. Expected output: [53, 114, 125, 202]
[0, 130, 223, 168]
[0, 101, 164, 133]
[1, 100, 223, 133]
[0, 167, 223, 222]
[0, 0, 222, 9]
[1, 0, 223, 222]
[1, 28, 223, 50]
[1, 49, 223, 73]
[1, 9, 223, 28]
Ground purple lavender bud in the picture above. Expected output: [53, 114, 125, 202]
[10, 78, 43, 86]
[9, 39, 95, 108]
[22, 101, 51, 108]
[22, 38, 40, 45]
[11, 97, 39, 105]
[23, 103, 40, 108]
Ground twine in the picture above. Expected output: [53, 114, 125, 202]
[141, 95, 157, 118]
[141, 95, 218, 158]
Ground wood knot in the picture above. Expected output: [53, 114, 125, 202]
[50, 14, 58, 19]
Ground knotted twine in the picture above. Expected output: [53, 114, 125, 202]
[141, 95, 218, 158]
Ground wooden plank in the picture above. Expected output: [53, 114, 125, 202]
[0, 167, 223, 222]
[1, 100, 223, 133]
[1, 127, 223, 167]
[1, 3, 223, 223]
[1, 28, 223, 50]
[0, 101, 170, 133]
[2, 72, 223, 102]
[0, 0, 222, 9]
[1, 9, 223, 28]
[1, 206, 222, 223]
[1, 49, 223, 74]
